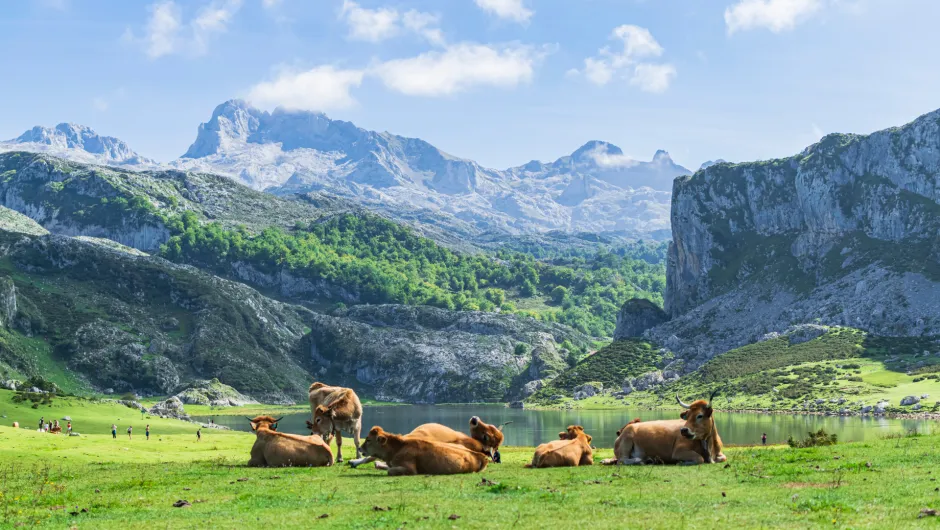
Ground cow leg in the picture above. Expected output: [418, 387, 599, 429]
[715, 453, 727, 463]
[334, 431, 344, 463]
[619, 457, 645, 465]
[374, 461, 389, 471]
[387, 464, 417, 476]
[579, 452, 594, 466]
[353, 422, 362, 460]
[349, 456, 376, 468]
[673, 449, 705, 466]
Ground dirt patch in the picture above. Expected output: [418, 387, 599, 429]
[782, 482, 829, 489]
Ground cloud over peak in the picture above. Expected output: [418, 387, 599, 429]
[473, 0, 533, 23]
[725, 0, 823, 34]
[569, 24, 676, 93]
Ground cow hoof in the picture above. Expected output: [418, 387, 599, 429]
[336, 458, 343, 463]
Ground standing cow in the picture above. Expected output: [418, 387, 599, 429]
[603, 391, 726, 465]
[306, 382, 363, 463]
[247, 415, 333, 467]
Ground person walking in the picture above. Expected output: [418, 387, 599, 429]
[38, 416, 44, 430]
[196, 428, 201, 442]
[111, 423, 117, 439]
[127, 425, 133, 440]
[67, 421, 72, 435]
[761, 433, 767, 445]
[145, 424, 150, 441]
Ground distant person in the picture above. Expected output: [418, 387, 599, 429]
[111, 424, 117, 439]
[196, 428, 201, 442]
[761, 433, 767, 445]
[38, 416, 44, 430]
[67, 421, 72, 435]
[145, 425, 150, 440]
[127, 426, 133, 440]
[53, 420, 59, 430]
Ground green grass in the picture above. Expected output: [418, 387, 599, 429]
[3, 391, 940, 528]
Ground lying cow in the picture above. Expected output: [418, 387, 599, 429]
[306, 382, 363, 463]
[359, 426, 489, 476]
[349, 416, 506, 468]
[247, 415, 333, 467]
[526, 425, 593, 468]
[602, 391, 726, 466]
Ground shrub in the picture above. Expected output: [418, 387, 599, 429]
[788, 429, 838, 448]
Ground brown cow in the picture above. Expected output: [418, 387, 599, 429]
[526, 425, 593, 468]
[247, 415, 333, 467]
[306, 382, 363, 463]
[602, 391, 726, 465]
[349, 416, 507, 468]
[359, 426, 489, 476]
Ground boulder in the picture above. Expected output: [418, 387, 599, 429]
[119, 400, 146, 412]
[1, 379, 20, 391]
[913, 403, 922, 411]
[518, 379, 544, 400]
[508, 401, 524, 409]
[624, 371, 667, 392]
[900, 396, 920, 406]
[921, 394, 930, 399]
[573, 382, 603, 400]
[148, 396, 189, 420]
[173, 378, 257, 407]
[861, 405, 873, 414]
[614, 299, 669, 340]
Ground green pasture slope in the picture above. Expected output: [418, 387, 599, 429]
[2, 390, 940, 528]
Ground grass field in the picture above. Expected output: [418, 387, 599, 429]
[3, 391, 940, 528]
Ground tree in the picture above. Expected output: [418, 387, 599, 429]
[520, 280, 537, 297]
[550, 285, 569, 304]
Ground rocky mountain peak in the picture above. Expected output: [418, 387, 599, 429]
[7, 123, 150, 165]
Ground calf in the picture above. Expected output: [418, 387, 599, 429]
[359, 426, 489, 476]
[526, 425, 593, 468]
[307, 382, 363, 463]
[247, 415, 333, 467]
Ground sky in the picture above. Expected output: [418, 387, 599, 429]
[2, 0, 939, 170]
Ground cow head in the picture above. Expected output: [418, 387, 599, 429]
[247, 415, 283, 432]
[559, 425, 592, 444]
[309, 405, 336, 443]
[360, 426, 396, 460]
[676, 390, 719, 441]
[469, 416, 506, 459]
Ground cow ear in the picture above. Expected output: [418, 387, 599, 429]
[250, 422, 258, 431]
[378, 434, 388, 445]
[680, 412, 688, 420]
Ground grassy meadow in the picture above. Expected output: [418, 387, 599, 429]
[2, 390, 940, 528]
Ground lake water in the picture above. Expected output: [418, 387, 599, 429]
[196, 405, 938, 448]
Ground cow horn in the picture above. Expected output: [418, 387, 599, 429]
[497, 421, 513, 432]
[675, 393, 692, 409]
[245, 416, 255, 422]
[708, 389, 720, 408]
[273, 416, 284, 423]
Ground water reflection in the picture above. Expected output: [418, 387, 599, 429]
[197, 405, 936, 448]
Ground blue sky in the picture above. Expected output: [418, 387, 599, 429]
[2, 0, 939, 169]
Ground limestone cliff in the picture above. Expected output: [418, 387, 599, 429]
[656, 109, 940, 368]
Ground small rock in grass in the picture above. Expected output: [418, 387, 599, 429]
[183, 487, 191, 491]
[237, 477, 249, 482]
[318, 514, 329, 519]
[173, 500, 192, 508]
[373, 506, 390, 512]
[918, 508, 938, 518]
[448, 514, 460, 520]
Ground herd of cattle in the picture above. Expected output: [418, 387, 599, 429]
[246, 382, 727, 474]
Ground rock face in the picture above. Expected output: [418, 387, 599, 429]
[650, 109, 940, 367]
[148, 396, 188, 420]
[0, 276, 16, 328]
[614, 298, 669, 339]
[901, 396, 920, 406]
[174, 378, 258, 407]
[573, 382, 603, 400]
[1, 123, 154, 166]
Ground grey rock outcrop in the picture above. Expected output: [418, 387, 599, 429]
[901, 396, 920, 406]
[648, 108, 940, 367]
[623, 370, 676, 393]
[573, 382, 603, 400]
[614, 298, 669, 340]
[174, 378, 257, 407]
[148, 397, 188, 420]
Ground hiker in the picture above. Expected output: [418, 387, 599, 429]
[67, 421, 72, 435]
[111, 424, 117, 439]
[127, 425, 133, 440]
[146, 424, 150, 440]
[196, 428, 201, 442]
[38, 416, 44, 430]
[761, 433, 767, 445]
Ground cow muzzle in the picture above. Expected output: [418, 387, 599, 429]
[680, 427, 695, 440]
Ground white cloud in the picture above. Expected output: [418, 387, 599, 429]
[247, 65, 365, 111]
[473, 0, 533, 23]
[570, 25, 675, 93]
[725, 0, 823, 34]
[127, 0, 241, 59]
[92, 97, 109, 112]
[588, 145, 639, 169]
[261, 0, 280, 7]
[373, 43, 544, 97]
[630, 63, 677, 93]
[339, 1, 443, 45]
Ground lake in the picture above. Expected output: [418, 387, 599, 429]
[195, 405, 938, 448]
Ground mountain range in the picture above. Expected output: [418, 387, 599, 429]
[0, 100, 691, 239]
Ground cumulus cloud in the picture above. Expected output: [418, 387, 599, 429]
[372, 42, 545, 97]
[725, 0, 823, 34]
[473, 0, 533, 23]
[339, 1, 443, 45]
[570, 25, 675, 93]
[630, 63, 677, 93]
[126, 0, 242, 58]
[247, 65, 365, 111]
[588, 145, 640, 169]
